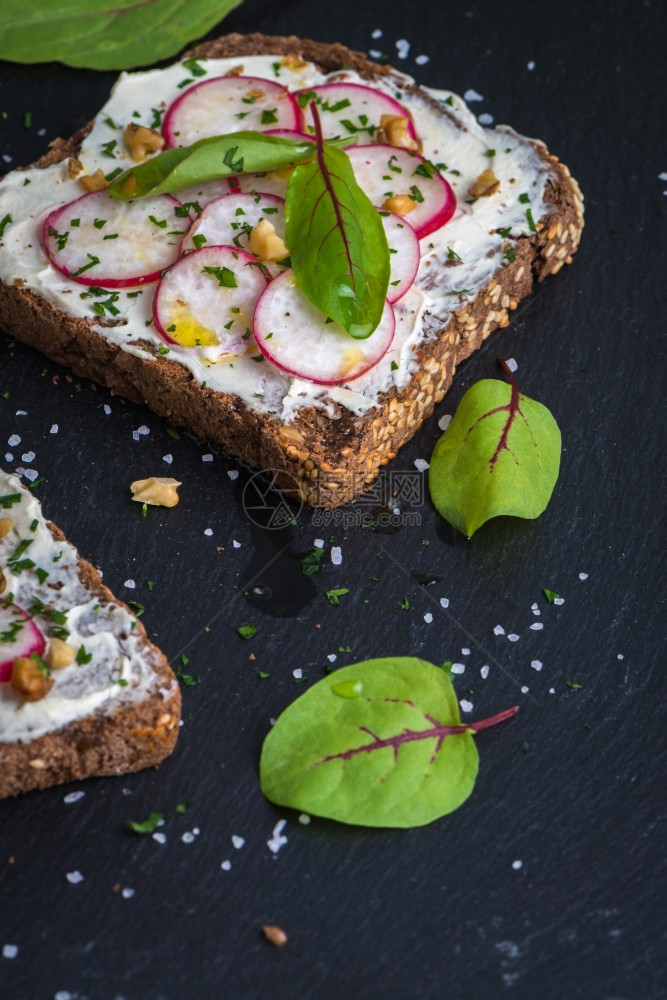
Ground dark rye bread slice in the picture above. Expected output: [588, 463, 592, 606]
[0, 33, 584, 510]
[0, 521, 181, 799]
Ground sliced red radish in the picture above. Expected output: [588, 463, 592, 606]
[43, 191, 191, 288]
[154, 245, 268, 355]
[296, 83, 418, 146]
[381, 211, 420, 303]
[0, 603, 46, 683]
[253, 269, 395, 384]
[180, 193, 286, 262]
[163, 76, 300, 148]
[345, 144, 456, 239]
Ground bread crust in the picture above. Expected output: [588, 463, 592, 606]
[0, 524, 181, 799]
[0, 33, 584, 510]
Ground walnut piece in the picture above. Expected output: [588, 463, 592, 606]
[262, 925, 288, 947]
[11, 657, 54, 702]
[67, 157, 83, 179]
[469, 168, 500, 198]
[379, 114, 419, 151]
[248, 220, 288, 262]
[381, 194, 417, 216]
[130, 477, 182, 507]
[45, 637, 76, 669]
[281, 55, 308, 70]
[123, 124, 165, 162]
[80, 169, 108, 192]
[0, 516, 13, 538]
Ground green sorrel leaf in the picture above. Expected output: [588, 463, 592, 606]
[429, 362, 561, 537]
[259, 656, 517, 828]
[285, 105, 389, 339]
[0, 0, 242, 71]
[108, 133, 349, 200]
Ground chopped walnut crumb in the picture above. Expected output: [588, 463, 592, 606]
[245, 88, 265, 100]
[80, 169, 108, 192]
[123, 124, 165, 162]
[248, 219, 288, 262]
[45, 637, 76, 669]
[381, 194, 417, 216]
[281, 54, 308, 70]
[262, 925, 288, 947]
[11, 657, 54, 702]
[130, 476, 181, 507]
[469, 168, 500, 198]
[67, 157, 83, 179]
[0, 516, 13, 538]
[225, 64, 245, 76]
[379, 114, 418, 151]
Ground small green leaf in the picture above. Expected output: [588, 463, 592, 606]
[260, 656, 517, 828]
[237, 622, 258, 640]
[542, 588, 560, 603]
[326, 588, 349, 606]
[127, 812, 163, 834]
[0, 1, 242, 71]
[285, 105, 389, 339]
[428, 362, 561, 537]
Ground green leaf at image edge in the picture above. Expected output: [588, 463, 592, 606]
[259, 657, 518, 828]
[0, 0, 242, 71]
[428, 363, 562, 537]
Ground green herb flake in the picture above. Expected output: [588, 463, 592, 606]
[127, 812, 163, 835]
[76, 644, 93, 665]
[237, 622, 258, 640]
[1, 213, 15, 237]
[542, 588, 560, 603]
[326, 588, 349, 607]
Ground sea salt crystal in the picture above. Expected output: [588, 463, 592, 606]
[423, 612, 433, 623]
[227, 470, 239, 480]
[24, 469, 39, 482]
[193, 828, 200, 836]
[122, 888, 135, 899]
[579, 572, 588, 580]
[395, 38, 410, 59]
[460, 699, 473, 713]
[314, 538, 325, 548]
[137, 425, 150, 436]
[527, 60, 536, 70]
[478, 113, 494, 125]
[617, 654, 624, 661]
[512, 859, 523, 870]
[4, 454, 12, 462]
[121, 787, 133, 796]
[267, 819, 288, 855]
[124, 579, 136, 589]
[505, 357, 518, 372]
[480, 665, 490, 679]
[50, 424, 58, 434]
[181, 832, 195, 844]
[163, 454, 173, 464]
[414, 458, 429, 472]
[331, 546, 342, 565]
[415, 54, 430, 65]
[55, 993, 74, 1000]
[66, 871, 84, 884]
[521, 686, 529, 694]
[232, 835, 245, 849]
[152, 832, 167, 845]
[204, 528, 213, 536]
[292, 668, 303, 680]
[202, 453, 214, 462]
[554, 597, 565, 605]
[464, 88, 484, 102]
[15, 411, 27, 417]
[2, 944, 18, 959]
[507, 633, 520, 642]
[232, 540, 241, 548]
[371, 28, 383, 38]
[494, 624, 505, 635]
[440, 597, 450, 609]
[132, 430, 140, 442]
[104, 404, 112, 414]
[298, 814, 311, 825]
[530, 622, 544, 631]
[8, 435, 20, 447]
[220, 860, 232, 871]
[2, 154, 12, 164]
[437, 414, 452, 431]
[461, 648, 470, 656]
[451, 663, 465, 675]
[22, 451, 35, 462]
[531, 660, 543, 671]
[532, 603, 541, 615]
[37, 128, 47, 137]
[63, 790, 85, 804]
[327, 654, 337, 663]
[369, 49, 383, 59]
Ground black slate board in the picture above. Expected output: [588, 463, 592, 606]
[0, 1, 665, 998]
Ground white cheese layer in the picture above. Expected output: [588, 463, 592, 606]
[0, 472, 172, 743]
[0, 55, 552, 418]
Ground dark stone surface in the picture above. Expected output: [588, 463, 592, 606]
[0, 1, 665, 998]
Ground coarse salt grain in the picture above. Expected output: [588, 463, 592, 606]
[193, 827, 200, 836]
[66, 871, 84, 884]
[8, 435, 20, 447]
[512, 859, 523, 870]
[292, 668, 303, 680]
[617, 654, 624, 660]
[2, 944, 18, 959]
[50, 424, 58, 434]
[327, 654, 337, 663]
[63, 790, 85, 804]
[4, 454, 12, 462]
[22, 451, 35, 462]
[232, 540, 241, 548]
[554, 597, 565, 605]
[415, 54, 430, 65]
[395, 38, 410, 59]
[103, 404, 112, 414]
[369, 49, 383, 59]
[505, 358, 518, 372]
[527, 60, 536, 70]
[579, 572, 588, 580]
[221, 860, 232, 871]
[494, 625, 505, 635]
[478, 113, 494, 125]
[481, 665, 490, 679]
[521, 686, 529, 694]
[137, 425, 150, 436]
[55, 993, 74, 1000]
[331, 546, 342, 565]
[461, 647, 470, 656]
[530, 622, 544, 631]
[124, 579, 136, 589]
[16, 411, 26, 417]
[464, 88, 484, 102]
[132, 430, 140, 441]
[232, 835, 245, 849]
[202, 453, 213, 462]
[549, 687, 556, 694]
[314, 538, 325, 548]
[24, 469, 38, 482]
[371, 28, 382, 38]
[437, 414, 452, 431]
[423, 612, 433, 623]
[121, 887, 135, 899]
[267, 819, 288, 855]
[204, 528, 213, 536]
[460, 699, 473, 713]
[414, 458, 429, 472]
[298, 814, 311, 825]
[2, 155, 12, 164]
[181, 832, 195, 844]
[440, 597, 450, 609]
[451, 663, 465, 674]
[532, 604, 541, 615]
[507, 633, 520, 642]
[227, 469, 239, 480]
[163, 454, 173, 464]
[531, 660, 543, 671]
[152, 832, 166, 845]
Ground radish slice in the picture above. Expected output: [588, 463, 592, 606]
[154, 245, 269, 357]
[345, 144, 456, 239]
[180, 193, 286, 262]
[381, 211, 420, 303]
[296, 83, 418, 146]
[43, 191, 190, 288]
[163, 76, 300, 147]
[0, 603, 46, 683]
[253, 269, 395, 384]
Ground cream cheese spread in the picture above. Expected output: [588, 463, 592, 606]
[0, 55, 553, 418]
[0, 471, 171, 743]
